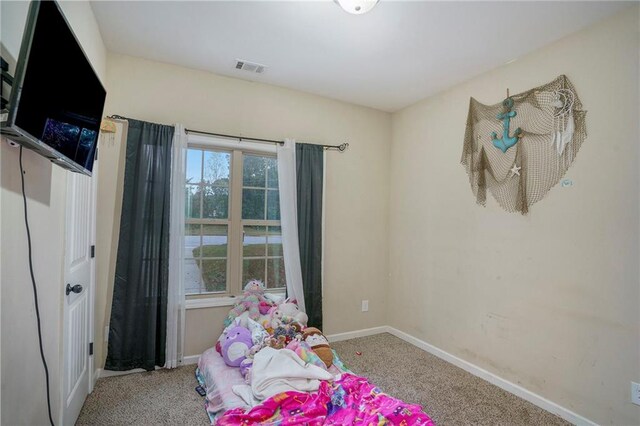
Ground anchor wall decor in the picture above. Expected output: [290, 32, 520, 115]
[461, 75, 588, 214]
[491, 97, 522, 153]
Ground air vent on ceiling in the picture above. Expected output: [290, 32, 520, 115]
[235, 59, 266, 74]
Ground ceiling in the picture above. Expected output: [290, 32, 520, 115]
[91, 1, 629, 112]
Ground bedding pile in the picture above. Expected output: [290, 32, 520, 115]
[217, 373, 434, 425]
[196, 280, 434, 425]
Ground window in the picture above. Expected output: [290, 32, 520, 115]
[184, 149, 231, 294]
[241, 154, 285, 289]
[184, 144, 286, 296]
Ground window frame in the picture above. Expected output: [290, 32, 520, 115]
[184, 134, 286, 305]
[184, 145, 232, 296]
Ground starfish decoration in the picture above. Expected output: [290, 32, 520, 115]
[510, 164, 521, 177]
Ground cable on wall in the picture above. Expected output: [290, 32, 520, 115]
[19, 146, 55, 426]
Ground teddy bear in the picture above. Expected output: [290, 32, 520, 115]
[268, 321, 303, 348]
[223, 280, 274, 327]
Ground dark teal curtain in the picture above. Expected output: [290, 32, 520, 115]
[296, 143, 324, 330]
[106, 119, 174, 371]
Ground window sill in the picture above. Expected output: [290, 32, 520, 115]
[185, 296, 237, 310]
[185, 292, 286, 310]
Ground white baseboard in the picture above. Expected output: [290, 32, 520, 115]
[179, 325, 386, 365]
[99, 366, 160, 378]
[182, 355, 200, 365]
[385, 326, 596, 426]
[94, 324, 595, 425]
[326, 326, 388, 343]
[96, 360, 200, 380]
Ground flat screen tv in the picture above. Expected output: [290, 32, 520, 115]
[1, 0, 106, 176]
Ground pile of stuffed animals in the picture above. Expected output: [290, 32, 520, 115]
[217, 280, 335, 383]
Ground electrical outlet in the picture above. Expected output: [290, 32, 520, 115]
[632, 382, 640, 406]
[361, 300, 369, 312]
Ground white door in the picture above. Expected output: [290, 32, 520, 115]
[62, 166, 96, 425]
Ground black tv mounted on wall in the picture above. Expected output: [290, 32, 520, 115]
[0, 0, 106, 176]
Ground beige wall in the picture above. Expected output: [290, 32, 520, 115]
[184, 308, 231, 357]
[3, 4, 629, 424]
[388, 7, 639, 426]
[93, 121, 127, 371]
[0, 1, 107, 424]
[98, 52, 392, 360]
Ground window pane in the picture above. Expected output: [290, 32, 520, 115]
[243, 226, 266, 257]
[201, 259, 227, 292]
[266, 157, 278, 189]
[203, 151, 230, 186]
[266, 190, 280, 220]
[184, 259, 204, 294]
[202, 225, 227, 258]
[185, 224, 201, 258]
[243, 154, 267, 187]
[243, 258, 265, 284]
[267, 226, 283, 256]
[242, 188, 265, 220]
[185, 184, 201, 218]
[186, 149, 202, 184]
[267, 258, 286, 289]
[203, 186, 229, 219]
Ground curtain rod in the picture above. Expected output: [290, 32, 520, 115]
[106, 116, 349, 152]
[185, 128, 349, 152]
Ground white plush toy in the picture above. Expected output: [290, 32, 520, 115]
[268, 300, 308, 329]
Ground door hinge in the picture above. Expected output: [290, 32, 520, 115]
[90, 245, 95, 258]
[89, 342, 94, 356]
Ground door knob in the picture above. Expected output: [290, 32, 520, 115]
[66, 284, 83, 295]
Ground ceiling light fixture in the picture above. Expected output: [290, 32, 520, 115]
[334, 0, 379, 15]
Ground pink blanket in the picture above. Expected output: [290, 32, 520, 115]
[216, 373, 434, 425]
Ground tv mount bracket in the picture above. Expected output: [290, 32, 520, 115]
[1, 56, 14, 111]
[0, 56, 18, 148]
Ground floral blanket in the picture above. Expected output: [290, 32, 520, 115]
[216, 373, 434, 425]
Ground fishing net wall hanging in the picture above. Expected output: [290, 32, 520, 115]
[461, 75, 587, 214]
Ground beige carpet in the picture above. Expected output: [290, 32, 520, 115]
[77, 333, 569, 425]
[332, 334, 568, 426]
[76, 365, 209, 425]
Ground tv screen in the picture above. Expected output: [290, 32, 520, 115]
[3, 0, 106, 175]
